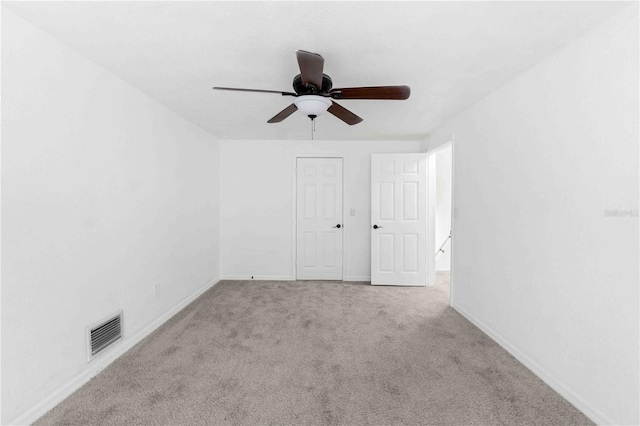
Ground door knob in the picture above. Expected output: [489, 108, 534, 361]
[332, 224, 342, 229]
[373, 224, 383, 229]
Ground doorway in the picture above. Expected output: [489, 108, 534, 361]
[295, 157, 344, 280]
[428, 141, 453, 291]
[435, 143, 452, 274]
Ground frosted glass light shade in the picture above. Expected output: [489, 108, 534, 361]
[294, 95, 332, 117]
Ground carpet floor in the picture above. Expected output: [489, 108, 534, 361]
[35, 274, 592, 425]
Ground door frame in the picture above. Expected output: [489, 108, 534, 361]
[292, 153, 348, 281]
[427, 136, 456, 306]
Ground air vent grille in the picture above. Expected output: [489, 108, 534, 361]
[89, 311, 122, 359]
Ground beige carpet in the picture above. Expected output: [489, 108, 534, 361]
[35, 274, 592, 425]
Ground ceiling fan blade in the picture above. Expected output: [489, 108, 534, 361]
[296, 50, 324, 90]
[327, 101, 363, 126]
[214, 87, 296, 96]
[267, 103, 298, 123]
[329, 85, 410, 100]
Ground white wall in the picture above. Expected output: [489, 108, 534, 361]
[220, 140, 420, 281]
[423, 5, 638, 425]
[1, 9, 220, 424]
[435, 145, 452, 271]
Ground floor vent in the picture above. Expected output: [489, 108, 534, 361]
[88, 311, 122, 361]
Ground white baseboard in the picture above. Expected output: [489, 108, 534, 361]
[10, 277, 220, 426]
[452, 302, 615, 426]
[220, 275, 295, 281]
[221, 275, 372, 282]
[344, 275, 371, 282]
[221, 275, 372, 283]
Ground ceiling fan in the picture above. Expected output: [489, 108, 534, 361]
[213, 50, 410, 126]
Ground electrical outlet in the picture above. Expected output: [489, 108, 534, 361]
[154, 282, 160, 297]
[350, 208, 356, 216]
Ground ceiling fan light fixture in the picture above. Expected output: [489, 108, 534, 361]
[294, 95, 331, 118]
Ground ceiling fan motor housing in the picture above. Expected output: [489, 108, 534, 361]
[293, 74, 333, 95]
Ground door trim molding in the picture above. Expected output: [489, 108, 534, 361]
[292, 154, 348, 281]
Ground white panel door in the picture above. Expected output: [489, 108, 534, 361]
[296, 158, 343, 280]
[371, 154, 428, 286]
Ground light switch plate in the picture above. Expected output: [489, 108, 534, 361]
[350, 208, 356, 216]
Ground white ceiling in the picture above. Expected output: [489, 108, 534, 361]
[4, 1, 629, 141]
